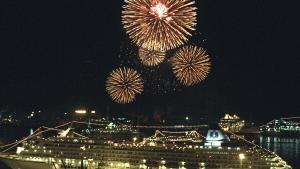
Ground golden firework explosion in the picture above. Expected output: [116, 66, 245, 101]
[122, 0, 197, 51]
[171, 46, 211, 86]
[106, 67, 144, 104]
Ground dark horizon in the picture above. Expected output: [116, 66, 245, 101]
[0, 0, 299, 123]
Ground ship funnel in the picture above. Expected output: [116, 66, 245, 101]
[204, 130, 230, 147]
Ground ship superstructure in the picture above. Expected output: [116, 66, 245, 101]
[219, 114, 245, 132]
[0, 121, 292, 169]
[260, 117, 300, 136]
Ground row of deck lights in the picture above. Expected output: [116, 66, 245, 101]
[20, 154, 247, 169]
[139, 159, 206, 169]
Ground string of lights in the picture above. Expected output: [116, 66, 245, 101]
[280, 116, 300, 120]
[0, 127, 42, 149]
[72, 120, 208, 129]
[223, 130, 275, 155]
[0, 123, 73, 153]
[1, 128, 50, 153]
[160, 130, 206, 138]
[127, 124, 208, 129]
[0, 126, 68, 153]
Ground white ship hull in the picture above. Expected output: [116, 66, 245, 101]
[0, 157, 54, 169]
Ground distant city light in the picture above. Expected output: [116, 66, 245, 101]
[91, 110, 96, 114]
[75, 110, 87, 114]
[185, 117, 189, 120]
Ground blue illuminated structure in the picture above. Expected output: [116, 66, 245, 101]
[204, 130, 230, 147]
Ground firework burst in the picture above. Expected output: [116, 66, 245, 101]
[106, 67, 144, 104]
[122, 0, 197, 51]
[138, 48, 166, 66]
[171, 46, 211, 86]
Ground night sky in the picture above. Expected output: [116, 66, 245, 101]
[0, 0, 298, 123]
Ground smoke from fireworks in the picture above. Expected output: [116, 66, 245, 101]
[122, 0, 197, 51]
[138, 48, 165, 66]
[171, 46, 211, 86]
[106, 67, 144, 104]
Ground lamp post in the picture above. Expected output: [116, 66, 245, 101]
[239, 153, 245, 169]
[159, 160, 166, 169]
[179, 161, 186, 169]
[198, 162, 205, 169]
[133, 137, 137, 145]
[139, 159, 147, 169]
[80, 146, 86, 169]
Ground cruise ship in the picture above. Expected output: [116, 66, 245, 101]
[260, 117, 300, 136]
[0, 121, 292, 169]
[218, 114, 245, 132]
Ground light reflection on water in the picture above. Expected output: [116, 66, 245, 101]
[258, 136, 300, 168]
